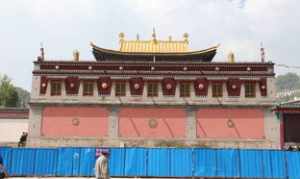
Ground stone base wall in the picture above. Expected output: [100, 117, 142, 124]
[28, 137, 279, 149]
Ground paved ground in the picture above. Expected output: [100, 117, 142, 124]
[8, 178, 144, 179]
[9, 177, 172, 179]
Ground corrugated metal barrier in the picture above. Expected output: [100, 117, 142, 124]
[1, 146, 300, 178]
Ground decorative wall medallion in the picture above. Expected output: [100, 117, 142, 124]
[166, 83, 172, 90]
[151, 66, 155, 71]
[215, 66, 220, 71]
[119, 66, 123, 70]
[70, 83, 74, 88]
[88, 66, 93, 70]
[183, 66, 187, 71]
[101, 82, 108, 89]
[42, 83, 46, 87]
[227, 119, 235, 128]
[134, 83, 140, 89]
[247, 67, 251, 71]
[55, 65, 60, 69]
[72, 118, 80, 126]
[198, 83, 204, 89]
[261, 85, 266, 89]
[232, 84, 237, 89]
[148, 118, 158, 128]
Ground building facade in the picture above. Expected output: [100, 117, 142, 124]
[28, 33, 279, 148]
[274, 100, 300, 149]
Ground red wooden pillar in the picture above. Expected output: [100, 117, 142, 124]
[279, 112, 285, 149]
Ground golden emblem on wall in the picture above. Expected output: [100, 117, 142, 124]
[227, 119, 235, 128]
[72, 118, 80, 126]
[148, 118, 158, 128]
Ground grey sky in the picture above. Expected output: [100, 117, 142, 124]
[0, 0, 299, 90]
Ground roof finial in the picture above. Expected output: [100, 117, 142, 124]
[168, 35, 172, 41]
[38, 42, 45, 61]
[136, 33, 140, 41]
[260, 42, 265, 63]
[152, 28, 157, 41]
[183, 33, 189, 43]
[73, 49, 80, 62]
[119, 32, 125, 43]
[227, 51, 235, 63]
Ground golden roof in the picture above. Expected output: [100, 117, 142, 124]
[119, 30, 189, 53]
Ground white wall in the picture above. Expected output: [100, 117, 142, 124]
[0, 119, 28, 143]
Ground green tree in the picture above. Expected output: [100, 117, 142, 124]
[15, 87, 30, 108]
[0, 74, 19, 107]
[275, 73, 300, 92]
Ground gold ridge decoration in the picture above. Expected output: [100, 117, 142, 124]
[119, 31, 190, 53]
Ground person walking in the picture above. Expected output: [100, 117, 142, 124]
[95, 150, 109, 179]
[0, 155, 8, 178]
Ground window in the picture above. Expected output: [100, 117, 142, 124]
[147, 82, 158, 97]
[245, 82, 256, 98]
[83, 81, 94, 96]
[212, 83, 223, 97]
[50, 81, 61, 96]
[180, 82, 190, 97]
[115, 82, 126, 96]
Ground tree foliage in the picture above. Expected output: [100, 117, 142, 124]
[275, 72, 300, 92]
[0, 74, 29, 108]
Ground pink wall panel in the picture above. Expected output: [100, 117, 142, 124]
[119, 108, 186, 138]
[197, 108, 265, 139]
[42, 106, 109, 137]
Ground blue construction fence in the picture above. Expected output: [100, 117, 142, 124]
[0, 147, 300, 178]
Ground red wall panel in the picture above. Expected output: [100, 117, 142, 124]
[196, 108, 265, 139]
[119, 108, 186, 138]
[42, 106, 109, 137]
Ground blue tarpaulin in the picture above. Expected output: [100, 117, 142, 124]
[0, 147, 12, 174]
[239, 149, 264, 178]
[286, 151, 300, 179]
[1, 146, 300, 178]
[147, 148, 170, 177]
[57, 148, 81, 176]
[34, 148, 58, 176]
[170, 148, 193, 177]
[79, 148, 95, 176]
[10, 148, 36, 176]
[109, 148, 125, 176]
[194, 148, 217, 177]
[269, 150, 287, 179]
[216, 149, 240, 177]
[124, 148, 147, 176]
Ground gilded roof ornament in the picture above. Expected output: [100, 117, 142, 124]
[152, 28, 157, 43]
[136, 34, 140, 41]
[119, 32, 125, 42]
[168, 36, 172, 41]
[227, 51, 235, 63]
[183, 33, 189, 43]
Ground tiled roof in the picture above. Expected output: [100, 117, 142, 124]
[120, 40, 188, 53]
[278, 100, 300, 108]
[0, 108, 29, 119]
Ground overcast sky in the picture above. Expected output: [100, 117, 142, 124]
[0, 0, 299, 90]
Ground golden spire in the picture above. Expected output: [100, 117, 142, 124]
[152, 28, 157, 43]
[168, 35, 172, 41]
[73, 49, 80, 61]
[228, 51, 235, 63]
[183, 33, 189, 43]
[136, 33, 140, 41]
[119, 32, 125, 42]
